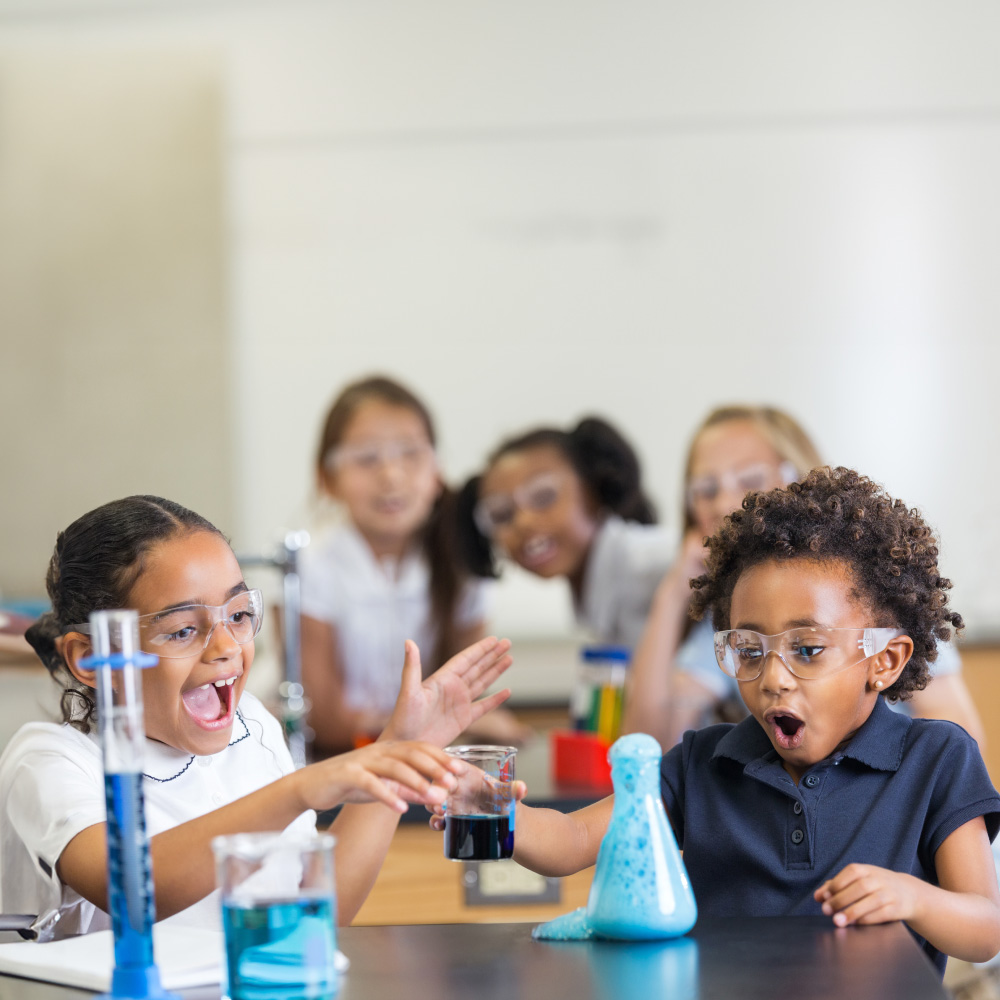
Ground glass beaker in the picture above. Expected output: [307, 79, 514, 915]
[442, 745, 517, 861]
[212, 832, 338, 1000]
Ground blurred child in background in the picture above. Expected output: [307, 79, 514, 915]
[623, 405, 984, 752]
[457, 417, 671, 649]
[300, 376, 526, 752]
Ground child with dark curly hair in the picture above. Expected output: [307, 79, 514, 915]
[486, 467, 1000, 973]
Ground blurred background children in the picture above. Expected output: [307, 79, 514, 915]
[457, 416, 671, 650]
[299, 375, 525, 752]
[623, 405, 985, 752]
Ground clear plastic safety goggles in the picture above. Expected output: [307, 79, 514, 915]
[474, 472, 566, 537]
[714, 626, 903, 682]
[71, 588, 263, 659]
[687, 460, 797, 508]
[326, 438, 434, 473]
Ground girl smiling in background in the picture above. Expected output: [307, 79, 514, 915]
[300, 376, 526, 751]
[457, 416, 670, 649]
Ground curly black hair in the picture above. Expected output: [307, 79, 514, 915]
[689, 467, 962, 701]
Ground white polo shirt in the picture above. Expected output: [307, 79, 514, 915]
[299, 522, 490, 714]
[575, 516, 674, 650]
[0, 692, 315, 938]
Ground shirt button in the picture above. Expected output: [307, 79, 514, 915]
[793, 802, 803, 815]
[197, 756, 212, 768]
[803, 774, 819, 788]
[212, 793, 223, 805]
[791, 829, 805, 844]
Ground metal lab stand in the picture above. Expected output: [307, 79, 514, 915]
[237, 531, 310, 768]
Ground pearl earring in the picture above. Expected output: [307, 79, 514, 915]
[874, 680, 884, 689]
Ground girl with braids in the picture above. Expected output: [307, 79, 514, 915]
[300, 376, 523, 751]
[457, 417, 670, 648]
[462, 468, 1000, 973]
[0, 496, 513, 937]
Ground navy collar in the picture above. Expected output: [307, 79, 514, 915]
[713, 696, 910, 773]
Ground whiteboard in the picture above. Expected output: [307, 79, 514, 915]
[3, 1, 1000, 639]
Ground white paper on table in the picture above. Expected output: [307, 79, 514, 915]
[0, 924, 350, 992]
[0, 925, 223, 991]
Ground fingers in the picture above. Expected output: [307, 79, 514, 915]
[465, 688, 512, 724]
[346, 741, 466, 807]
[467, 652, 514, 698]
[814, 864, 903, 927]
[399, 639, 422, 690]
[451, 637, 512, 684]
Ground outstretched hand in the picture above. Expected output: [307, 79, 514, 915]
[303, 740, 466, 815]
[382, 636, 513, 746]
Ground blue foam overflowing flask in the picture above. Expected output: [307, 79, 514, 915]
[585, 732, 697, 940]
[81, 610, 178, 1000]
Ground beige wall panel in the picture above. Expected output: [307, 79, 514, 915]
[0, 48, 229, 599]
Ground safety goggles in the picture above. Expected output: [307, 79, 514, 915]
[326, 439, 434, 472]
[474, 472, 565, 537]
[687, 460, 797, 508]
[714, 626, 903, 682]
[71, 588, 264, 659]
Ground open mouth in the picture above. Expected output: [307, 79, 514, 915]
[768, 712, 805, 750]
[182, 675, 238, 731]
[519, 536, 558, 570]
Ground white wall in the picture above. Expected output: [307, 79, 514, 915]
[3, 0, 1000, 640]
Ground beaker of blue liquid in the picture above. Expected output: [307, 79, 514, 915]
[213, 832, 338, 1000]
[442, 745, 517, 861]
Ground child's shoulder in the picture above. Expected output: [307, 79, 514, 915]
[0, 720, 100, 780]
[903, 714, 983, 757]
[599, 515, 672, 569]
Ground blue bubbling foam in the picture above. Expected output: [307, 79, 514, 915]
[533, 733, 697, 942]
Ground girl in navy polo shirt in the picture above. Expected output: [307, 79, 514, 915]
[502, 467, 1000, 972]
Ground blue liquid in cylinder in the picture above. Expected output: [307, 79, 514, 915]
[222, 896, 337, 1000]
[104, 772, 155, 969]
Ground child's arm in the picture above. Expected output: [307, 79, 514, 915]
[56, 739, 463, 921]
[427, 785, 612, 878]
[623, 530, 708, 748]
[317, 634, 516, 924]
[512, 796, 613, 877]
[814, 816, 1000, 963]
[302, 614, 384, 751]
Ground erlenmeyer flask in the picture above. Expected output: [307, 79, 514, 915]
[586, 733, 697, 940]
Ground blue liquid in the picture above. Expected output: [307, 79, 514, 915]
[443, 814, 513, 861]
[222, 896, 337, 1000]
[104, 772, 155, 970]
[534, 733, 696, 942]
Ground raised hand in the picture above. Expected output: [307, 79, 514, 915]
[383, 636, 513, 746]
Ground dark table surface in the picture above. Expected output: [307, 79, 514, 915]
[0, 917, 948, 1000]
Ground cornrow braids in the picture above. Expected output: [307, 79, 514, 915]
[689, 467, 962, 701]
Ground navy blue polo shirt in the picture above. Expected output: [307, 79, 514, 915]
[660, 696, 1000, 974]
